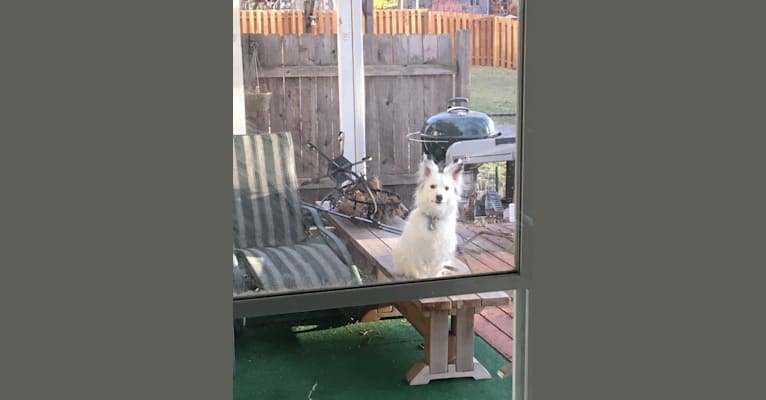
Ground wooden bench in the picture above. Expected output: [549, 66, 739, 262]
[326, 214, 511, 385]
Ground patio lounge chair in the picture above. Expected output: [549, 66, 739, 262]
[232, 132, 364, 297]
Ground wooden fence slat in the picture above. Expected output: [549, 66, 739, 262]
[496, 18, 501, 67]
[475, 19, 480, 65]
[512, 19, 518, 68]
[332, 10, 339, 34]
[422, 33, 449, 165]
[503, 18, 509, 68]
[476, 19, 481, 65]
[483, 18, 489, 65]
[455, 30, 471, 100]
[383, 10, 388, 34]
[242, 31, 463, 185]
[379, 11, 385, 34]
[392, 34, 410, 175]
[376, 34, 395, 176]
[423, 34, 439, 140]
[436, 33, 452, 100]
[282, 34, 302, 169]
[484, 19, 488, 65]
[253, 35, 282, 131]
[238, 10, 517, 71]
[270, 37, 287, 132]
[484, 18, 491, 65]
[407, 34, 425, 171]
[316, 34, 338, 161]
[297, 33, 317, 177]
[268, 10, 276, 34]
[363, 33, 381, 179]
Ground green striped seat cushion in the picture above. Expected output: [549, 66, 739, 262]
[233, 132, 305, 249]
[236, 243, 359, 292]
[233, 132, 359, 293]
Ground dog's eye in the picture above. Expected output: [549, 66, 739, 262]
[430, 184, 436, 189]
[444, 186, 449, 190]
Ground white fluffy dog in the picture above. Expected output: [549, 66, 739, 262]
[392, 158, 463, 279]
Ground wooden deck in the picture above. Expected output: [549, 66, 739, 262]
[330, 213, 517, 363]
[456, 222, 516, 361]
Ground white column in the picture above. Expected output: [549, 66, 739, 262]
[233, 0, 247, 136]
[336, 0, 366, 172]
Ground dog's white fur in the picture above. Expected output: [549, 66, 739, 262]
[392, 158, 463, 279]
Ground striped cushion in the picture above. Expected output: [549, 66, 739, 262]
[237, 243, 358, 292]
[233, 132, 305, 248]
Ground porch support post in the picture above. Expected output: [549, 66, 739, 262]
[337, 0, 367, 173]
[233, 0, 246, 136]
[513, 289, 529, 400]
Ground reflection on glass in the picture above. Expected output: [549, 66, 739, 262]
[234, 3, 519, 298]
[234, 3, 522, 395]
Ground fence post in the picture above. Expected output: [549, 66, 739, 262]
[234, 0, 247, 136]
[363, 0, 374, 34]
[493, 16, 500, 67]
[512, 18, 518, 69]
[455, 30, 471, 99]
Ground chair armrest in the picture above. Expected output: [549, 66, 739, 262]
[301, 204, 363, 284]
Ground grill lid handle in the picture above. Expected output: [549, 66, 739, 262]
[446, 97, 469, 108]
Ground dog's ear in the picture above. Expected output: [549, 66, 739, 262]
[419, 158, 438, 181]
[445, 159, 464, 182]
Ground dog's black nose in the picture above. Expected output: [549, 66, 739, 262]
[435, 194, 443, 203]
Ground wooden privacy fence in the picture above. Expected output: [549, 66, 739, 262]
[241, 32, 470, 185]
[240, 9, 519, 69]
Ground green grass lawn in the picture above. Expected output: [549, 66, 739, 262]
[468, 66, 518, 198]
[469, 66, 518, 126]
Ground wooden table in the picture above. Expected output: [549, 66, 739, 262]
[326, 214, 511, 385]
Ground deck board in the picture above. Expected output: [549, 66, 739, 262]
[475, 309, 514, 361]
[456, 222, 516, 361]
[457, 223, 516, 271]
[329, 213, 517, 362]
[474, 290, 515, 362]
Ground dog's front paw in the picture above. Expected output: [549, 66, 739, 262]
[392, 267, 423, 281]
[434, 268, 456, 278]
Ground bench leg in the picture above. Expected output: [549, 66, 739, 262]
[453, 307, 491, 380]
[455, 306, 477, 371]
[404, 307, 492, 385]
[406, 358, 492, 385]
[428, 310, 450, 373]
[406, 310, 449, 385]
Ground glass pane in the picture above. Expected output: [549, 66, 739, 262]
[234, 2, 523, 398]
[234, 0, 520, 299]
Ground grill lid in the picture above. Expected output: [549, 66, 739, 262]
[417, 98, 498, 163]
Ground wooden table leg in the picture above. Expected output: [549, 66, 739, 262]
[452, 306, 492, 380]
[427, 310, 450, 374]
[405, 307, 493, 385]
[405, 309, 450, 385]
[455, 306, 476, 371]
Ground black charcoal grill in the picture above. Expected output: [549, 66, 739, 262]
[407, 97, 500, 167]
[407, 97, 516, 221]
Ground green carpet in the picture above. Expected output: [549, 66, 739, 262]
[234, 317, 512, 400]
